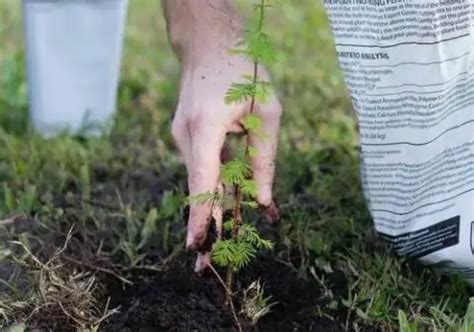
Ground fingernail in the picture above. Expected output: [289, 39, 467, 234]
[262, 201, 281, 224]
[194, 252, 211, 274]
[186, 231, 199, 250]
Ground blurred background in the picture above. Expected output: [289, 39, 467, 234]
[0, 1, 470, 331]
[0, 0, 354, 141]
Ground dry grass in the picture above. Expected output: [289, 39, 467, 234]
[8, 228, 118, 331]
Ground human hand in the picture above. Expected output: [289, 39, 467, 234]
[164, 0, 282, 272]
[171, 55, 282, 272]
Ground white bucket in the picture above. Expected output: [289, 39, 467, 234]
[22, 0, 129, 137]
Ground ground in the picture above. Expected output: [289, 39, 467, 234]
[0, 1, 472, 331]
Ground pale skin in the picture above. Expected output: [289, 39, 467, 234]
[162, 0, 282, 272]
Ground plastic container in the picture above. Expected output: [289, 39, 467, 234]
[22, 0, 129, 137]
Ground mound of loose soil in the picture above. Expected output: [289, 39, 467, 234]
[104, 254, 348, 332]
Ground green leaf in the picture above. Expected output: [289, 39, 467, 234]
[212, 239, 235, 268]
[225, 82, 255, 105]
[247, 146, 259, 158]
[460, 298, 474, 332]
[138, 208, 158, 250]
[241, 179, 258, 198]
[246, 30, 277, 64]
[124, 207, 138, 244]
[19, 185, 37, 212]
[212, 238, 258, 271]
[242, 201, 259, 209]
[159, 190, 180, 219]
[224, 80, 272, 106]
[223, 220, 234, 232]
[233, 240, 257, 269]
[232, 30, 276, 65]
[255, 81, 273, 103]
[221, 158, 251, 186]
[80, 164, 91, 202]
[3, 183, 14, 212]
[243, 114, 263, 134]
[240, 224, 273, 250]
[398, 310, 417, 332]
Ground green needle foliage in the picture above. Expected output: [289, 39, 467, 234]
[220, 159, 251, 186]
[213, 221, 272, 271]
[185, 0, 276, 310]
[224, 78, 273, 105]
[212, 0, 276, 304]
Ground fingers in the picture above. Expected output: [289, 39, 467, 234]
[172, 108, 225, 253]
[213, 182, 224, 239]
[172, 92, 282, 276]
[195, 184, 223, 273]
[171, 115, 192, 168]
[250, 98, 282, 223]
[195, 252, 212, 273]
[186, 117, 226, 250]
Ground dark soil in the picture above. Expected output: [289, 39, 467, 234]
[104, 254, 349, 332]
[0, 168, 366, 331]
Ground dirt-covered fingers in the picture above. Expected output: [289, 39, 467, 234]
[250, 98, 283, 223]
[194, 183, 223, 273]
[185, 117, 226, 251]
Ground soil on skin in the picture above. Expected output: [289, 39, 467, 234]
[104, 254, 348, 332]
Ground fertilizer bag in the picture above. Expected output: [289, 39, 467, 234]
[324, 0, 474, 284]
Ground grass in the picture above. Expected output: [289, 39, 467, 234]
[0, 0, 472, 331]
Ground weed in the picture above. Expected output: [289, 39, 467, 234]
[8, 229, 117, 330]
[240, 279, 276, 325]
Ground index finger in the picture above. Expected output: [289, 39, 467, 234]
[186, 117, 226, 250]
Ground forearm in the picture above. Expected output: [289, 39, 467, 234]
[162, 0, 243, 65]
